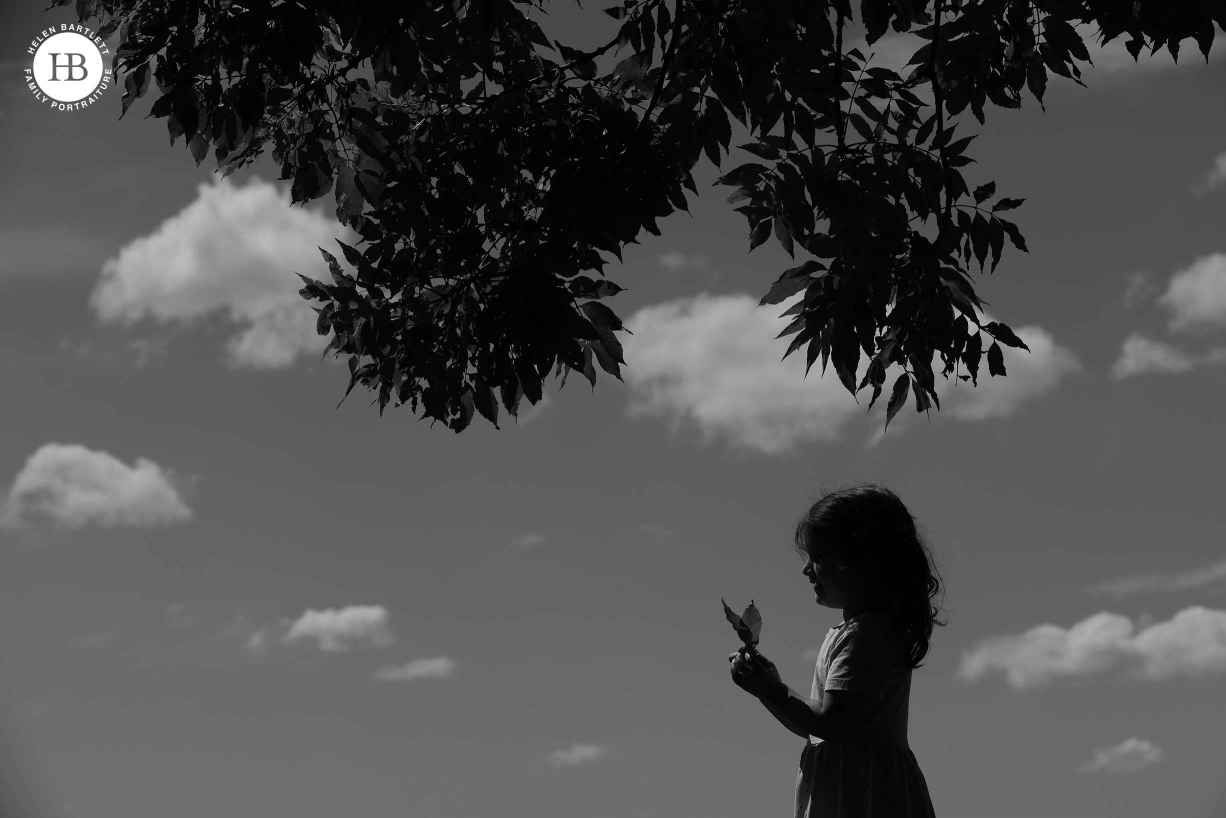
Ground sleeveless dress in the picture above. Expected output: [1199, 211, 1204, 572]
[793, 610, 938, 818]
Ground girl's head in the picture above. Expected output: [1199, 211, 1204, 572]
[792, 483, 948, 670]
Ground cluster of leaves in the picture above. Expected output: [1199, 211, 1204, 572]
[58, 0, 1223, 432]
[722, 597, 762, 650]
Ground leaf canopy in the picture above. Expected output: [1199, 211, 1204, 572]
[59, 0, 1224, 433]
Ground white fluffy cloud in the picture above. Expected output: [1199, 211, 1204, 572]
[1157, 253, 1226, 332]
[548, 743, 607, 768]
[280, 605, 395, 652]
[372, 657, 457, 682]
[90, 176, 355, 368]
[0, 443, 192, 530]
[932, 320, 1081, 422]
[957, 606, 1226, 690]
[1076, 738, 1166, 775]
[1110, 334, 1198, 379]
[621, 293, 1079, 454]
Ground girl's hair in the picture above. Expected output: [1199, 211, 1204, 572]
[791, 482, 948, 670]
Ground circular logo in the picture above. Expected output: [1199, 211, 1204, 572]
[24, 25, 112, 111]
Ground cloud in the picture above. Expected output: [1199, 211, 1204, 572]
[548, 743, 607, 768]
[656, 252, 707, 272]
[280, 605, 395, 652]
[508, 532, 546, 550]
[1110, 334, 1198, 379]
[1193, 152, 1226, 195]
[90, 176, 356, 368]
[1121, 271, 1161, 309]
[638, 523, 672, 541]
[1076, 737, 1166, 774]
[927, 320, 1081, 422]
[0, 443, 193, 530]
[1157, 253, 1226, 332]
[621, 293, 1079, 454]
[956, 606, 1226, 690]
[1087, 559, 1226, 599]
[372, 656, 457, 682]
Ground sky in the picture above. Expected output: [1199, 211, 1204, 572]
[2, 4, 1226, 818]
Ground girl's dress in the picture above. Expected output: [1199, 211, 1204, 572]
[794, 610, 938, 818]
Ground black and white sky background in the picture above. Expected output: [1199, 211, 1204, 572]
[2, 4, 1226, 818]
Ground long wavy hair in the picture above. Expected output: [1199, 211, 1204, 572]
[792, 483, 948, 670]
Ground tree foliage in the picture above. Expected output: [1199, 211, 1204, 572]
[57, 0, 1224, 433]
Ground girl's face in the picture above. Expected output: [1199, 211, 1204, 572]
[801, 541, 885, 621]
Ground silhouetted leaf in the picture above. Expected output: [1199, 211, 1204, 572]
[885, 373, 909, 431]
[987, 340, 1005, 376]
[722, 598, 761, 649]
[984, 321, 1030, 351]
[991, 198, 1025, 212]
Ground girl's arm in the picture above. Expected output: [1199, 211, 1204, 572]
[758, 682, 860, 743]
[755, 683, 814, 740]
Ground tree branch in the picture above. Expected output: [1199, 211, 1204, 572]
[635, 0, 685, 138]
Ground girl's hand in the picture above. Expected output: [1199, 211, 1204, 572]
[728, 647, 784, 699]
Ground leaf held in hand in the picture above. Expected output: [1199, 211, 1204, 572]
[722, 597, 762, 649]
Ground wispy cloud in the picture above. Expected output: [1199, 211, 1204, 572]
[1110, 334, 1199, 379]
[622, 293, 1079, 455]
[638, 523, 672, 541]
[548, 743, 607, 768]
[656, 252, 707, 272]
[373, 656, 457, 682]
[957, 606, 1226, 690]
[279, 605, 395, 653]
[1121, 271, 1161, 309]
[1087, 559, 1226, 599]
[1076, 737, 1166, 774]
[90, 176, 356, 369]
[0, 443, 193, 530]
[1192, 151, 1226, 196]
[1157, 253, 1226, 332]
[507, 532, 546, 550]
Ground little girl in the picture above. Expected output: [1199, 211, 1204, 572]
[728, 483, 946, 817]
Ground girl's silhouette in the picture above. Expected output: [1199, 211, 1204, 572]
[729, 483, 946, 817]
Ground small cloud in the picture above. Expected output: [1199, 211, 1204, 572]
[638, 523, 671, 541]
[280, 605, 395, 653]
[1157, 253, 1226, 332]
[1087, 558, 1226, 599]
[90, 176, 356, 369]
[1121, 271, 1160, 309]
[373, 656, 457, 682]
[244, 629, 271, 654]
[1076, 737, 1165, 774]
[656, 252, 706, 272]
[1110, 334, 1198, 379]
[128, 337, 170, 368]
[548, 743, 607, 768]
[0, 443, 193, 530]
[1192, 152, 1226, 196]
[956, 606, 1226, 690]
[508, 532, 546, 550]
